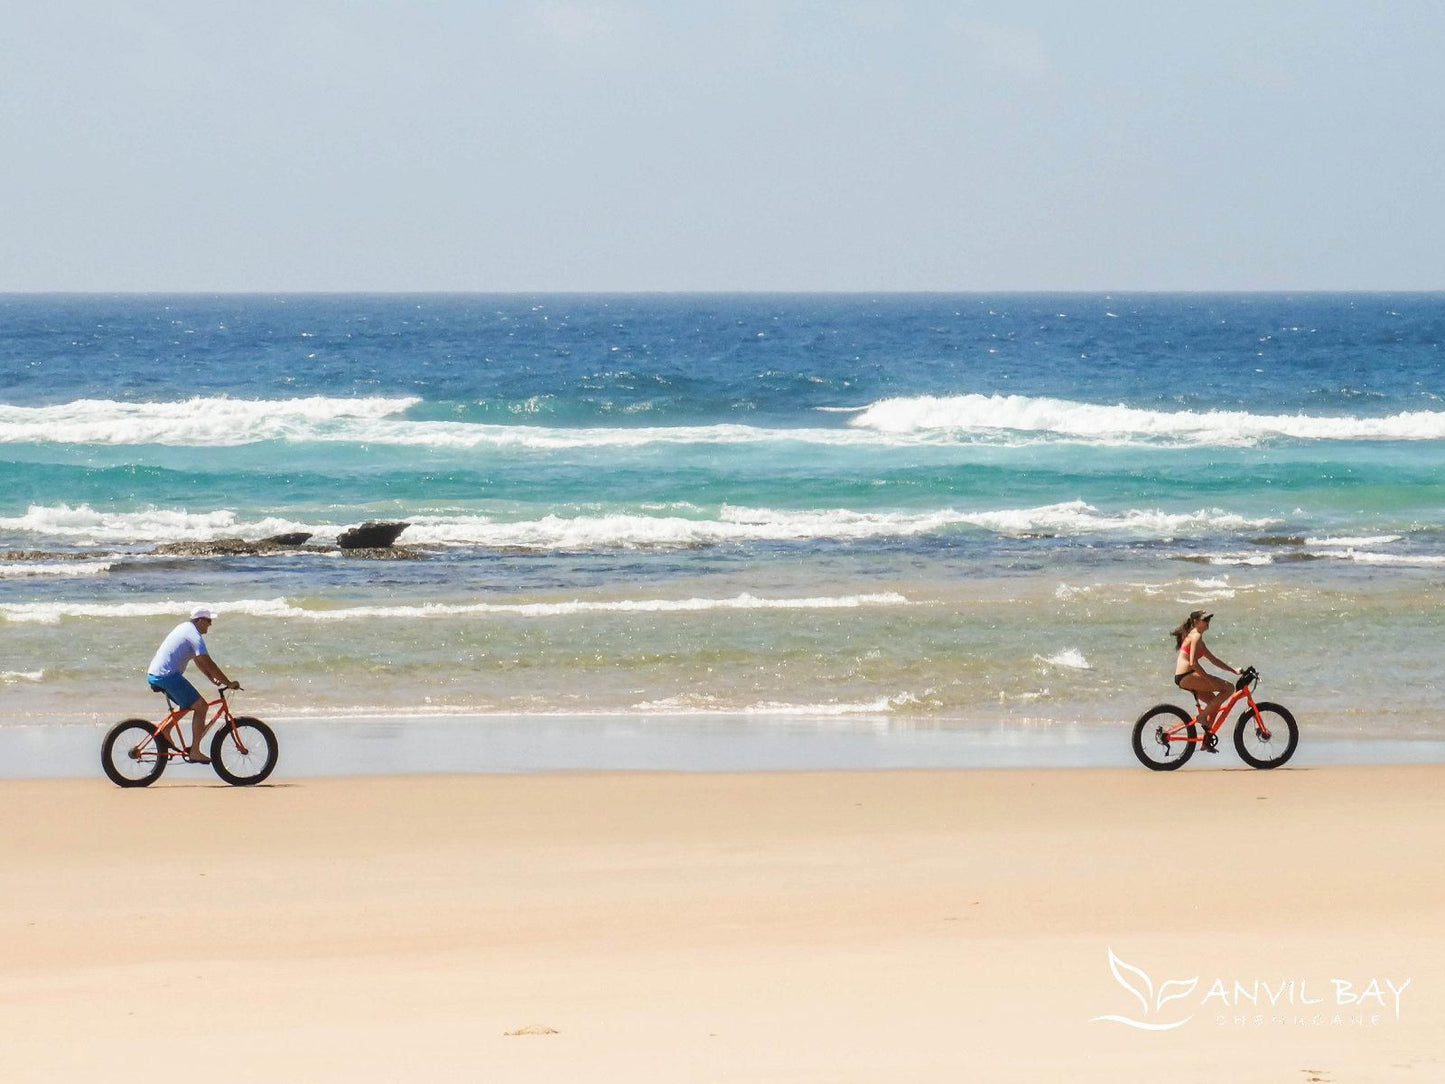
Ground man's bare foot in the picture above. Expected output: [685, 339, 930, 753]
[185, 749, 211, 764]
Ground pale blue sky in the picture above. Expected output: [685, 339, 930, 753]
[2, 1, 1442, 291]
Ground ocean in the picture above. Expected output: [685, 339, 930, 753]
[1, 293, 1442, 751]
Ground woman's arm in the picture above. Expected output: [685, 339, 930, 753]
[1199, 641, 1237, 674]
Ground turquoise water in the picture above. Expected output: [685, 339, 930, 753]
[1, 294, 1442, 743]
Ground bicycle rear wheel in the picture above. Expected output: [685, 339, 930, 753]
[210, 717, 279, 786]
[1234, 702, 1299, 769]
[101, 719, 168, 788]
[1131, 705, 1197, 771]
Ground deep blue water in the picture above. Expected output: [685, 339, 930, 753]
[3, 294, 1441, 417]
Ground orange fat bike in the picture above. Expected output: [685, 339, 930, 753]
[1131, 666, 1298, 771]
[101, 687, 278, 787]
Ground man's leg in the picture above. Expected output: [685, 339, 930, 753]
[186, 698, 210, 762]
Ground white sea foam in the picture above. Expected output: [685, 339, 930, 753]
[1336, 550, 1445, 566]
[1176, 589, 1237, 603]
[268, 698, 914, 722]
[1036, 649, 1092, 670]
[409, 502, 1275, 547]
[948, 502, 1274, 536]
[0, 560, 113, 578]
[0, 592, 914, 625]
[630, 692, 917, 716]
[0, 670, 44, 683]
[847, 393, 1445, 446]
[0, 396, 420, 446]
[0, 505, 319, 545]
[0, 501, 1278, 548]
[1305, 534, 1403, 547]
[1187, 552, 1274, 566]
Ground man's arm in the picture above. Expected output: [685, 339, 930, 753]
[195, 655, 238, 689]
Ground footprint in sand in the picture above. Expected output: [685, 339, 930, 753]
[504, 1025, 560, 1036]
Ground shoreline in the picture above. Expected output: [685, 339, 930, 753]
[6, 712, 1445, 781]
[2, 765, 1440, 1081]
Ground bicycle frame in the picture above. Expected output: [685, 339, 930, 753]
[1163, 676, 1270, 745]
[132, 690, 251, 761]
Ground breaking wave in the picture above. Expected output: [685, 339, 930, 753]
[0, 560, 113, 578]
[0, 501, 1277, 549]
[0, 592, 914, 625]
[4, 393, 1444, 451]
[847, 394, 1445, 446]
[0, 396, 420, 446]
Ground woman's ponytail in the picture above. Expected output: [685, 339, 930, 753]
[1170, 610, 1204, 648]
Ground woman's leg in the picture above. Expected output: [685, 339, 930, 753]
[1179, 673, 1231, 749]
[1201, 676, 1232, 735]
[1178, 672, 1213, 718]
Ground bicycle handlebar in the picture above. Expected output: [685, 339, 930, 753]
[1234, 666, 1259, 692]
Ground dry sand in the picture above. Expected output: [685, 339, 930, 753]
[1, 765, 1441, 1082]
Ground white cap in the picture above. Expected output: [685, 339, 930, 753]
[190, 607, 215, 621]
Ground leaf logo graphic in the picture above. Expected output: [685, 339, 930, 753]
[1090, 948, 1198, 1030]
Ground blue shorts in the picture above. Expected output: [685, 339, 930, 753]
[147, 672, 202, 708]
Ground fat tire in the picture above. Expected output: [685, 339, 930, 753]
[102, 719, 168, 788]
[210, 717, 278, 786]
[1131, 704, 1197, 771]
[1233, 702, 1299, 769]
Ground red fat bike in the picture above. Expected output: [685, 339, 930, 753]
[101, 687, 278, 787]
[1131, 666, 1298, 771]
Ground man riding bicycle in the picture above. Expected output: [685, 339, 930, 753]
[146, 607, 240, 763]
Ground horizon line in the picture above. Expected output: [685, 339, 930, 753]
[3, 288, 1444, 298]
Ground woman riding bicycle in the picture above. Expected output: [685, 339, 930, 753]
[1171, 610, 1239, 749]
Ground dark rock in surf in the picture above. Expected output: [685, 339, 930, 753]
[152, 535, 312, 557]
[153, 538, 268, 557]
[337, 521, 410, 549]
[1, 549, 112, 562]
[336, 545, 428, 560]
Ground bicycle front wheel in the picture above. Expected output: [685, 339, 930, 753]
[1234, 702, 1299, 769]
[210, 717, 279, 786]
[102, 719, 168, 788]
[1131, 705, 1197, 771]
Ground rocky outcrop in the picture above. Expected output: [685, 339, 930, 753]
[0, 549, 112, 562]
[153, 539, 272, 557]
[337, 521, 410, 549]
[152, 534, 314, 557]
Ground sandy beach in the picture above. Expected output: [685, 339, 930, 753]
[0, 764, 1440, 1082]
